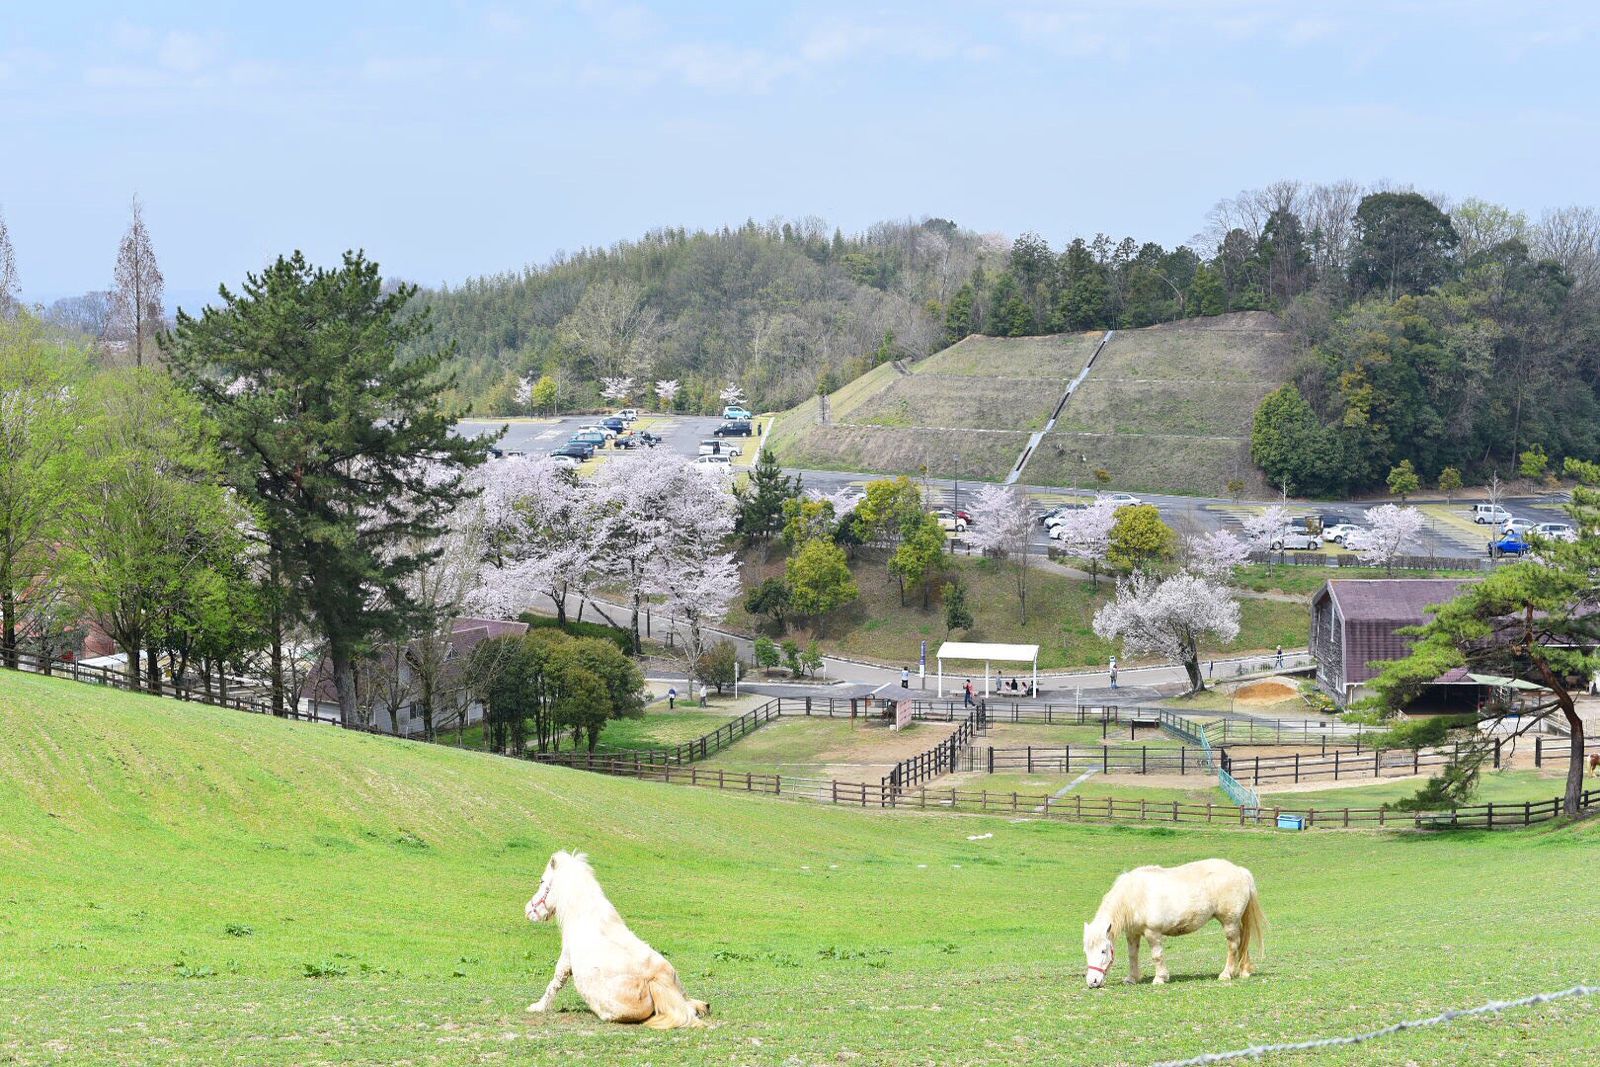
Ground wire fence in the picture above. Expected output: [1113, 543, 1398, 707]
[1149, 983, 1599, 1066]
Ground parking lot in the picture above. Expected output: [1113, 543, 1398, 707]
[457, 413, 757, 466]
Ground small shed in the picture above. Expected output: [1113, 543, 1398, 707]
[1309, 579, 1470, 708]
[935, 641, 1040, 699]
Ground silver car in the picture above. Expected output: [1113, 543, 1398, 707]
[1271, 527, 1322, 551]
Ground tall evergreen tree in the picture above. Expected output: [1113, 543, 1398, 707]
[735, 448, 799, 543]
[165, 251, 493, 722]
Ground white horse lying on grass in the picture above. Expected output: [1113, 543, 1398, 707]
[1084, 858, 1265, 988]
[525, 851, 710, 1029]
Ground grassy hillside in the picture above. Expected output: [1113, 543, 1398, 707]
[1028, 312, 1292, 496]
[771, 313, 1291, 494]
[769, 332, 1101, 479]
[3, 669, 1599, 1065]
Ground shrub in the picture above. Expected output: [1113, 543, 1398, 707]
[518, 613, 632, 656]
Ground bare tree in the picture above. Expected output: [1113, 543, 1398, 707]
[111, 196, 165, 367]
[0, 208, 18, 318]
[556, 278, 659, 380]
[1534, 206, 1600, 293]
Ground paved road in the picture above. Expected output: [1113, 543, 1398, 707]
[454, 417, 1568, 560]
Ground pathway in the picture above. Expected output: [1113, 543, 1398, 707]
[1006, 329, 1113, 485]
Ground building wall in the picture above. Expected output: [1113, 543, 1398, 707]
[1310, 594, 1346, 702]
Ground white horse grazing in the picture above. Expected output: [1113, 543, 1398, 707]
[1083, 858, 1265, 988]
[525, 851, 710, 1029]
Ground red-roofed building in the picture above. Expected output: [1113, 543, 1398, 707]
[1310, 579, 1475, 708]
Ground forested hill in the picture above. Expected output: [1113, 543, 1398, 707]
[413, 214, 1222, 416]
[415, 219, 994, 415]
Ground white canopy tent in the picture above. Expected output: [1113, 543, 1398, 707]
[935, 641, 1040, 699]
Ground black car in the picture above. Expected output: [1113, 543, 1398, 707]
[636, 431, 662, 446]
[601, 417, 627, 432]
[714, 420, 753, 437]
[613, 434, 645, 449]
[551, 443, 594, 460]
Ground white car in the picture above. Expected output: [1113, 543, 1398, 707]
[1320, 522, 1363, 545]
[1102, 493, 1143, 509]
[692, 454, 732, 472]
[1501, 517, 1536, 536]
[617, 408, 639, 422]
[549, 453, 581, 468]
[1271, 528, 1322, 551]
[1472, 503, 1511, 525]
[579, 424, 617, 439]
[1533, 521, 1577, 543]
[932, 508, 967, 533]
[698, 440, 741, 458]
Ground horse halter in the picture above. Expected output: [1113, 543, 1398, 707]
[1086, 944, 1115, 979]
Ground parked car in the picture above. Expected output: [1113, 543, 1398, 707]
[932, 508, 968, 533]
[578, 424, 616, 439]
[722, 405, 754, 421]
[635, 431, 663, 447]
[600, 417, 627, 432]
[693, 453, 733, 472]
[617, 408, 640, 422]
[1533, 521, 1577, 543]
[1318, 511, 1357, 528]
[570, 431, 608, 449]
[1271, 527, 1322, 551]
[1501, 517, 1536, 536]
[551, 443, 594, 460]
[699, 439, 741, 458]
[1491, 531, 1529, 556]
[549, 453, 582, 467]
[714, 420, 753, 437]
[612, 433, 646, 449]
[1472, 503, 1512, 525]
[1320, 521, 1363, 545]
[1043, 504, 1086, 528]
[1101, 493, 1143, 509]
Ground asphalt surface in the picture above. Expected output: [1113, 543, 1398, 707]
[455, 415, 1569, 560]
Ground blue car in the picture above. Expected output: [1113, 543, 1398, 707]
[1490, 532, 1529, 557]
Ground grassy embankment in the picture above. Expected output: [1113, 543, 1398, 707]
[5, 669, 1597, 1066]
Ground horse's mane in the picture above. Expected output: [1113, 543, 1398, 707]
[1093, 873, 1141, 939]
[549, 850, 618, 925]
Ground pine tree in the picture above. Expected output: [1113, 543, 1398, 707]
[736, 448, 799, 543]
[165, 251, 493, 721]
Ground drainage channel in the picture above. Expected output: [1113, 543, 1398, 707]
[1004, 330, 1114, 486]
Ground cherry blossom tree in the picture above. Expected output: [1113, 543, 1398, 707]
[600, 376, 634, 406]
[654, 379, 680, 411]
[473, 456, 597, 626]
[656, 549, 741, 690]
[1240, 504, 1291, 554]
[1184, 529, 1251, 580]
[967, 483, 1037, 621]
[1346, 504, 1425, 576]
[719, 382, 746, 409]
[1053, 497, 1117, 588]
[591, 453, 737, 652]
[1093, 572, 1241, 693]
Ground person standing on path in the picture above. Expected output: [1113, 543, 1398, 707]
[1274, 644, 1284, 669]
[698, 683, 708, 707]
[962, 679, 974, 707]
[667, 685, 677, 710]
[901, 667, 910, 689]
[1108, 656, 1118, 690]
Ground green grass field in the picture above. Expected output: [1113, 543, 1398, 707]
[2, 669, 1597, 1066]
[729, 553, 1311, 671]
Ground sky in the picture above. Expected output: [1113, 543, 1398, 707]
[4, 1, 1600, 308]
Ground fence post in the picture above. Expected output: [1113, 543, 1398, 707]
[1535, 737, 1542, 767]
[1486, 802, 1494, 829]
[1294, 752, 1300, 784]
[1027, 745, 1033, 773]
[1493, 738, 1502, 769]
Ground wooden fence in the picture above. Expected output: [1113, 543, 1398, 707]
[883, 704, 988, 794]
[523, 754, 1600, 831]
[2, 646, 304, 719]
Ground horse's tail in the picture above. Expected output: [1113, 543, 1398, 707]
[1239, 881, 1267, 969]
[641, 969, 705, 1030]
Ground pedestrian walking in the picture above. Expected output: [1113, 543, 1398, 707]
[667, 685, 677, 710]
[698, 683, 708, 707]
[1274, 644, 1284, 669]
[1108, 656, 1118, 690]
[962, 679, 974, 707]
[901, 667, 910, 689]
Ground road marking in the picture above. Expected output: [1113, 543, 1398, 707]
[1033, 767, 1099, 811]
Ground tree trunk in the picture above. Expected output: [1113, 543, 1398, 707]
[331, 646, 357, 726]
[548, 587, 567, 627]
[1183, 656, 1204, 695]
[420, 674, 436, 742]
[2, 587, 16, 669]
[146, 644, 162, 695]
[630, 591, 642, 654]
[1562, 704, 1585, 816]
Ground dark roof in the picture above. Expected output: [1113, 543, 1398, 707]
[1316, 579, 1470, 688]
[1319, 579, 1470, 624]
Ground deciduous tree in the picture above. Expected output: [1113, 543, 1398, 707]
[967, 483, 1036, 621]
[1093, 572, 1241, 694]
[110, 196, 164, 367]
[1107, 504, 1175, 573]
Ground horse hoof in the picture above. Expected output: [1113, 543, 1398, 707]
[1217, 974, 1233, 982]
[1152, 976, 1168, 985]
[1122, 977, 1138, 985]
